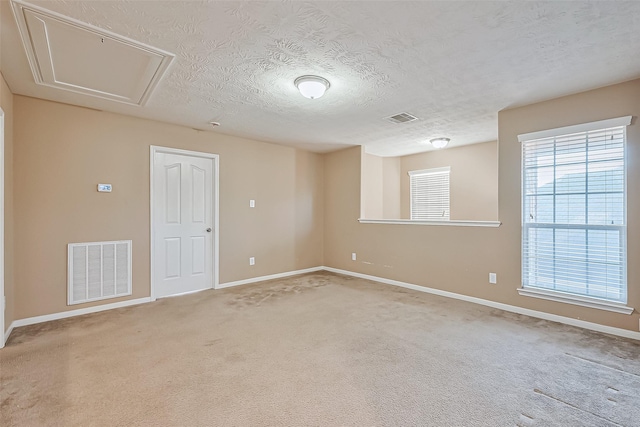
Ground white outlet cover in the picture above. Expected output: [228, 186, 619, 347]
[352, 253, 357, 261]
[249, 257, 255, 265]
[250, 199, 255, 208]
[97, 183, 112, 192]
[489, 273, 497, 284]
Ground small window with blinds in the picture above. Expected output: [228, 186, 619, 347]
[520, 117, 629, 306]
[409, 167, 450, 221]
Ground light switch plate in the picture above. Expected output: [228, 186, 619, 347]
[97, 184, 112, 192]
[250, 199, 255, 208]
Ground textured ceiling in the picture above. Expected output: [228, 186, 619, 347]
[3, 1, 640, 156]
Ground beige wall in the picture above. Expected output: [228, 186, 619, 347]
[1, 73, 14, 334]
[362, 142, 497, 221]
[360, 154, 402, 219]
[400, 141, 498, 220]
[13, 96, 324, 319]
[382, 157, 401, 219]
[361, 153, 383, 218]
[324, 79, 640, 332]
[8, 77, 640, 335]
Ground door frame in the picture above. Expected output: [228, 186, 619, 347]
[150, 145, 219, 301]
[0, 109, 5, 347]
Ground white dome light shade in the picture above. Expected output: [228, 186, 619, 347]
[295, 75, 330, 99]
[430, 137, 450, 149]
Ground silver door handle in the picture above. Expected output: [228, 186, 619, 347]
[206, 228, 212, 232]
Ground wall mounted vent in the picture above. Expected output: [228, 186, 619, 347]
[68, 240, 132, 305]
[10, 0, 174, 106]
[385, 112, 419, 124]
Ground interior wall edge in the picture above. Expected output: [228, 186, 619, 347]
[217, 266, 324, 289]
[323, 267, 640, 341]
[6, 266, 638, 346]
[6, 297, 152, 340]
[3, 266, 327, 343]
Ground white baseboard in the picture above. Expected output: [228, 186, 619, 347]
[3, 267, 326, 344]
[217, 266, 324, 289]
[5, 266, 637, 345]
[9, 297, 152, 331]
[323, 267, 640, 341]
[3, 321, 15, 347]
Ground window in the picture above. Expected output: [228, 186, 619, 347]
[409, 167, 450, 221]
[519, 117, 631, 309]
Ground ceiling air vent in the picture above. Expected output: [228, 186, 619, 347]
[11, 0, 174, 106]
[385, 112, 419, 124]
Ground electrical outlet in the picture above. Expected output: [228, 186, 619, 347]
[489, 273, 497, 284]
[249, 257, 255, 266]
[250, 199, 255, 208]
[352, 253, 357, 261]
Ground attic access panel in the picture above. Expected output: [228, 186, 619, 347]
[11, 0, 174, 106]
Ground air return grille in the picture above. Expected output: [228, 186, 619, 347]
[68, 240, 132, 305]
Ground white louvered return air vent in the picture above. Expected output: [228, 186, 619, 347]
[68, 240, 132, 305]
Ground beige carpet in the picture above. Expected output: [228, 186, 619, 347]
[1, 272, 639, 426]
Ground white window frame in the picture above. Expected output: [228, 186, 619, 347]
[517, 116, 633, 315]
[409, 166, 450, 221]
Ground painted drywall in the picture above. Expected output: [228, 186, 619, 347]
[324, 79, 640, 332]
[382, 157, 401, 219]
[362, 142, 497, 221]
[400, 141, 498, 220]
[361, 153, 402, 220]
[13, 96, 324, 319]
[1, 73, 14, 335]
[361, 153, 383, 218]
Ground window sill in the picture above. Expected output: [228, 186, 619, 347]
[358, 219, 501, 228]
[517, 287, 634, 315]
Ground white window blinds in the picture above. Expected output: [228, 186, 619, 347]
[409, 167, 450, 221]
[521, 122, 627, 303]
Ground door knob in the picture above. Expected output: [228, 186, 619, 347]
[206, 228, 212, 232]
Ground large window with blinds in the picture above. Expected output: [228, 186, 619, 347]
[409, 167, 450, 221]
[520, 117, 629, 306]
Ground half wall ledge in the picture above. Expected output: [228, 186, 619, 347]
[358, 219, 502, 227]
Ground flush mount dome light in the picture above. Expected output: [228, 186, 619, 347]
[430, 137, 450, 149]
[294, 75, 330, 99]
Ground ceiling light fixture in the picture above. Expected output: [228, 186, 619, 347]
[294, 75, 330, 99]
[430, 137, 450, 149]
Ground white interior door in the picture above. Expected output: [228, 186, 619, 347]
[152, 149, 214, 298]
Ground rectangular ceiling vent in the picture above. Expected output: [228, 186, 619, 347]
[68, 240, 132, 305]
[10, 0, 175, 106]
[385, 112, 419, 124]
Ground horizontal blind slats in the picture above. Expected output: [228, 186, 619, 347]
[521, 125, 627, 303]
[410, 168, 450, 221]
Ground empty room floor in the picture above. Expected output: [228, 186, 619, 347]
[1, 272, 639, 426]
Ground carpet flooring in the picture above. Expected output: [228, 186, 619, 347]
[1, 272, 639, 426]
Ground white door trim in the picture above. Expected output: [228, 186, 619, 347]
[150, 145, 219, 301]
[0, 109, 5, 348]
